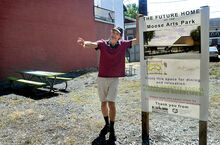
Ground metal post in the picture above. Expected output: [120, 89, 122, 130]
[199, 6, 209, 145]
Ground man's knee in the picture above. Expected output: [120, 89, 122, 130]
[108, 102, 115, 110]
[101, 101, 107, 108]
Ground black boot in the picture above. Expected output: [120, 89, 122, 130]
[99, 125, 110, 137]
[92, 136, 107, 145]
[92, 125, 109, 145]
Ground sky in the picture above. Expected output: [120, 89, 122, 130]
[123, 0, 220, 18]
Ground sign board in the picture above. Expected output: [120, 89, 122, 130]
[139, 7, 209, 121]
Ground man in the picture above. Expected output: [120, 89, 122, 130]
[77, 14, 142, 145]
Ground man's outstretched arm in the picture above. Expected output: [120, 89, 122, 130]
[77, 37, 98, 49]
[131, 14, 143, 46]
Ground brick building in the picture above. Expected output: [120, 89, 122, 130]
[0, 0, 123, 81]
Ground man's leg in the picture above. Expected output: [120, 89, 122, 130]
[106, 78, 118, 144]
[92, 103, 109, 145]
[99, 101, 110, 137]
[108, 102, 116, 143]
[108, 102, 116, 121]
[92, 78, 108, 144]
[101, 102, 108, 117]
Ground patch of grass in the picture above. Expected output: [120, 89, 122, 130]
[71, 100, 83, 104]
[9, 99, 23, 105]
[64, 137, 76, 145]
[72, 95, 86, 104]
[125, 58, 129, 63]
[25, 109, 35, 116]
[71, 93, 85, 104]
[119, 80, 141, 101]
[210, 71, 220, 76]
[72, 94, 85, 101]
[7, 109, 35, 121]
[71, 88, 98, 104]
[22, 138, 35, 145]
[90, 120, 104, 129]
[81, 87, 97, 97]
[38, 114, 44, 120]
[133, 107, 141, 112]
[69, 113, 77, 122]
[52, 135, 60, 140]
[0, 100, 7, 104]
[8, 111, 25, 120]
[119, 80, 140, 92]
[57, 98, 67, 105]
[211, 94, 220, 104]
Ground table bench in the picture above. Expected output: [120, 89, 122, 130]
[8, 77, 46, 94]
[8, 77, 46, 86]
[46, 76, 72, 90]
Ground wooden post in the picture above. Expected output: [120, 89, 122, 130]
[142, 111, 149, 144]
[199, 121, 207, 145]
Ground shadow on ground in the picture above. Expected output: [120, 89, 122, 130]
[2, 86, 59, 100]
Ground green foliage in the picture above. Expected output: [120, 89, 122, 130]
[144, 31, 155, 44]
[210, 71, 220, 76]
[190, 26, 200, 42]
[190, 26, 201, 51]
[124, 3, 139, 19]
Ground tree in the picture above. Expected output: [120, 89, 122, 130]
[124, 3, 139, 19]
[190, 26, 201, 52]
[144, 31, 155, 44]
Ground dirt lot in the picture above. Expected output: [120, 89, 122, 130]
[0, 61, 220, 145]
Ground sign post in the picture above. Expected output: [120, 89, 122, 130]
[199, 6, 210, 145]
[142, 112, 149, 144]
[139, 6, 209, 145]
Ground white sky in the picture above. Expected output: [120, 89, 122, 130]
[123, 0, 220, 18]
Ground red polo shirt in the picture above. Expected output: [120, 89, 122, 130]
[96, 39, 132, 77]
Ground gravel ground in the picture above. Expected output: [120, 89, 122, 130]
[0, 61, 220, 145]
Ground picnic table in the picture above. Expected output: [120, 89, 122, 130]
[8, 70, 72, 93]
[125, 65, 136, 76]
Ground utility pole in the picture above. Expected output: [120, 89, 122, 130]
[139, 0, 148, 15]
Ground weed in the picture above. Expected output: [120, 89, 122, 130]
[211, 94, 220, 104]
[64, 137, 76, 145]
[210, 71, 220, 76]
[57, 98, 67, 104]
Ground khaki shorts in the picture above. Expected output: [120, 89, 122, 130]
[97, 77, 119, 102]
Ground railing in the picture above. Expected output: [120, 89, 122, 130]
[94, 6, 115, 24]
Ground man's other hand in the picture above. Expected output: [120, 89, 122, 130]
[77, 37, 84, 46]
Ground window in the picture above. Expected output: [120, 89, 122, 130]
[127, 35, 134, 40]
[127, 30, 133, 34]
[94, 6, 115, 24]
[218, 38, 220, 45]
[209, 39, 212, 46]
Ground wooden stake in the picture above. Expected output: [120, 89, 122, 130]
[199, 120, 207, 145]
[142, 111, 149, 144]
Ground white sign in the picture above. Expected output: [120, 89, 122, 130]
[139, 7, 209, 121]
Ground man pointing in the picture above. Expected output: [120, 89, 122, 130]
[77, 14, 142, 145]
